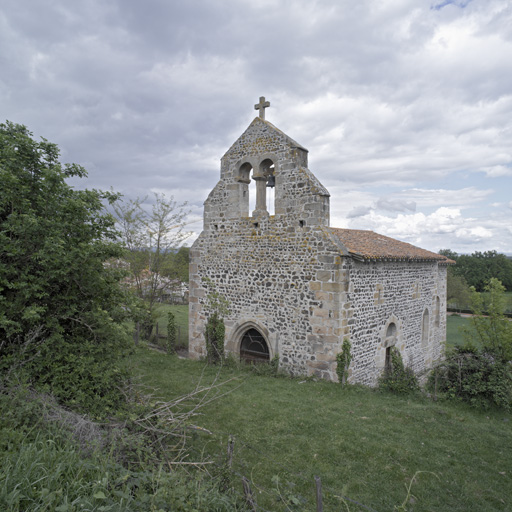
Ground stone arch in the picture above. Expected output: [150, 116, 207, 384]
[259, 158, 276, 215]
[237, 161, 254, 216]
[230, 320, 273, 362]
[374, 315, 405, 371]
[421, 308, 430, 349]
[238, 162, 252, 184]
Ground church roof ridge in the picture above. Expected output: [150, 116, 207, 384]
[330, 227, 455, 263]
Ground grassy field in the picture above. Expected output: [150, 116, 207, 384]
[446, 314, 470, 347]
[152, 303, 189, 348]
[130, 347, 512, 511]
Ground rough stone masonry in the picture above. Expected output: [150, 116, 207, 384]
[189, 98, 453, 385]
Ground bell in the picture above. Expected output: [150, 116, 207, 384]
[266, 175, 275, 188]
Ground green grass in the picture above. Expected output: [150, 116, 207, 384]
[130, 348, 512, 512]
[153, 303, 189, 348]
[446, 314, 470, 347]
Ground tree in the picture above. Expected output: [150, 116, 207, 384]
[430, 278, 512, 409]
[0, 121, 132, 414]
[163, 246, 190, 283]
[443, 249, 512, 292]
[464, 278, 512, 363]
[446, 271, 471, 307]
[113, 194, 189, 335]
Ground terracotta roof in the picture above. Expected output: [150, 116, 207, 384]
[330, 228, 455, 263]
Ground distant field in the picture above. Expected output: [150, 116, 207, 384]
[446, 314, 470, 347]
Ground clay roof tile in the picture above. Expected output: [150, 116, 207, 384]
[331, 228, 455, 263]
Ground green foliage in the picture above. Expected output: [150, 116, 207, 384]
[336, 338, 352, 385]
[164, 246, 190, 283]
[205, 312, 225, 364]
[431, 279, 512, 410]
[378, 348, 419, 394]
[202, 277, 229, 365]
[441, 249, 512, 292]
[446, 270, 471, 306]
[167, 311, 177, 354]
[0, 121, 132, 416]
[429, 346, 512, 410]
[464, 278, 512, 362]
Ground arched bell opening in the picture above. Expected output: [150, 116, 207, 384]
[237, 162, 253, 216]
[260, 158, 275, 216]
[240, 328, 270, 363]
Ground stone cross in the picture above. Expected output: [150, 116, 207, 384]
[254, 96, 270, 120]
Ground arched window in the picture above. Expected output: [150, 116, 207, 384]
[422, 309, 429, 349]
[237, 162, 253, 216]
[240, 328, 270, 363]
[259, 158, 275, 216]
[434, 297, 440, 328]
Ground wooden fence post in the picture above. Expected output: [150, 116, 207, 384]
[242, 477, 257, 511]
[315, 475, 323, 512]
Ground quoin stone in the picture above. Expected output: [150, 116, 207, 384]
[189, 99, 454, 385]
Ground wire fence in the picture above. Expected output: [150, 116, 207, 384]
[185, 425, 380, 512]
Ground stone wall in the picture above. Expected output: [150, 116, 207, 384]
[343, 260, 447, 386]
[189, 115, 447, 385]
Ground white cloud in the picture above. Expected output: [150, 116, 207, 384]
[1, 0, 512, 253]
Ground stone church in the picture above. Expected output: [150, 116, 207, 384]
[189, 98, 452, 385]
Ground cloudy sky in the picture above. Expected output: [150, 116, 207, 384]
[2, 0, 511, 254]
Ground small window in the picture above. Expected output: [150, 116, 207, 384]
[422, 309, 429, 349]
[434, 297, 440, 328]
[299, 220, 305, 227]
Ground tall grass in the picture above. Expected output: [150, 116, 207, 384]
[0, 387, 246, 511]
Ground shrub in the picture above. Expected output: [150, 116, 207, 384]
[429, 346, 512, 410]
[0, 121, 132, 416]
[378, 348, 419, 394]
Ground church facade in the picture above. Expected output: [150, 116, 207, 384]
[188, 99, 451, 385]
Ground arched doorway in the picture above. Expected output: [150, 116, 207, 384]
[240, 328, 270, 363]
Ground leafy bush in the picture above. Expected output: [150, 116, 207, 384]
[0, 121, 132, 416]
[430, 279, 512, 410]
[378, 348, 419, 394]
[430, 346, 512, 410]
